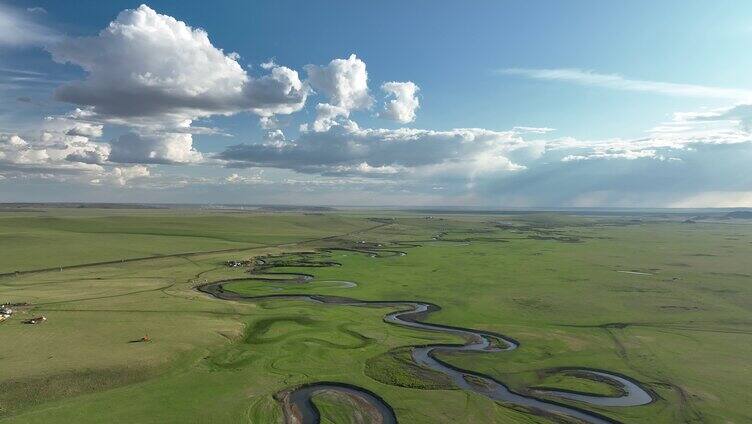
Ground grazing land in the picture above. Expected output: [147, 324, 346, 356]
[0, 208, 750, 423]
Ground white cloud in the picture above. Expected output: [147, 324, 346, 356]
[107, 165, 151, 186]
[0, 130, 111, 182]
[109, 132, 202, 164]
[329, 162, 402, 176]
[40, 4, 310, 168]
[0, 127, 154, 188]
[244, 64, 308, 118]
[305, 54, 373, 111]
[513, 126, 556, 134]
[0, 134, 46, 165]
[0, 4, 57, 47]
[65, 147, 110, 165]
[307, 103, 351, 132]
[219, 124, 528, 181]
[501, 68, 752, 101]
[65, 123, 103, 138]
[546, 105, 752, 163]
[224, 171, 267, 184]
[5, 3, 752, 206]
[216, 92, 752, 205]
[1, 134, 27, 147]
[1, 131, 100, 169]
[677, 103, 752, 131]
[562, 149, 659, 162]
[47, 5, 308, 130]
[380, 81, 419, 123]
[305, 54, 373, 131]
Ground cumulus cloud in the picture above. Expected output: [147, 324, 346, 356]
[244, 65, 309, 117]
[0, 127, 157, 188]
[213, 91, 752, 206]
[305, 54, 373, 111]
[0, 134, 42, 165]
[224, 170, 267, 185]
[544, 106, 752, 163]
[379, 81, 419, 123]
[109, 132, 202, 164]
[0, 113, 162, 188]
[65, 147, 110, 165]
[6, 3, 752, 206]
[47, 5, 308, 129]
[219, 124, 528, 181]
[305, 103, 351, 132]
[65, 123, 103, 138]
[107, 165, 150, 186]
[304, 54, 373, 131]
[0, 131, 105, 176]
[678, 104, 752, 132]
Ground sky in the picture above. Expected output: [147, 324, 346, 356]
[1, 0, 752, 207]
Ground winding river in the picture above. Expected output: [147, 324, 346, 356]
[275, 382, 398, 424]
[198, 250, 654, 424]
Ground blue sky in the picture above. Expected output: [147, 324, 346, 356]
[2, 1, 752, 206]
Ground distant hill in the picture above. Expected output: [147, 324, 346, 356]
[0, 203, 164, 210]
[724, 210, 752, 219]
[255, 205, 335, 212]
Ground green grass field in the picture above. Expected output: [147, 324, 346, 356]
[0, 208, 750, 423]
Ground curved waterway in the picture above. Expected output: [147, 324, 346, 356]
[276, 382, 397, 424]
[198, 253, 654, 424]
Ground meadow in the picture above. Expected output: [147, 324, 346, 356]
[0, 208, 749, 423]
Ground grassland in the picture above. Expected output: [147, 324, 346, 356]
[0, 208, 750, 423]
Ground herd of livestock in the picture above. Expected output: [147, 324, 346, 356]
[0, 303, 46, 324]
